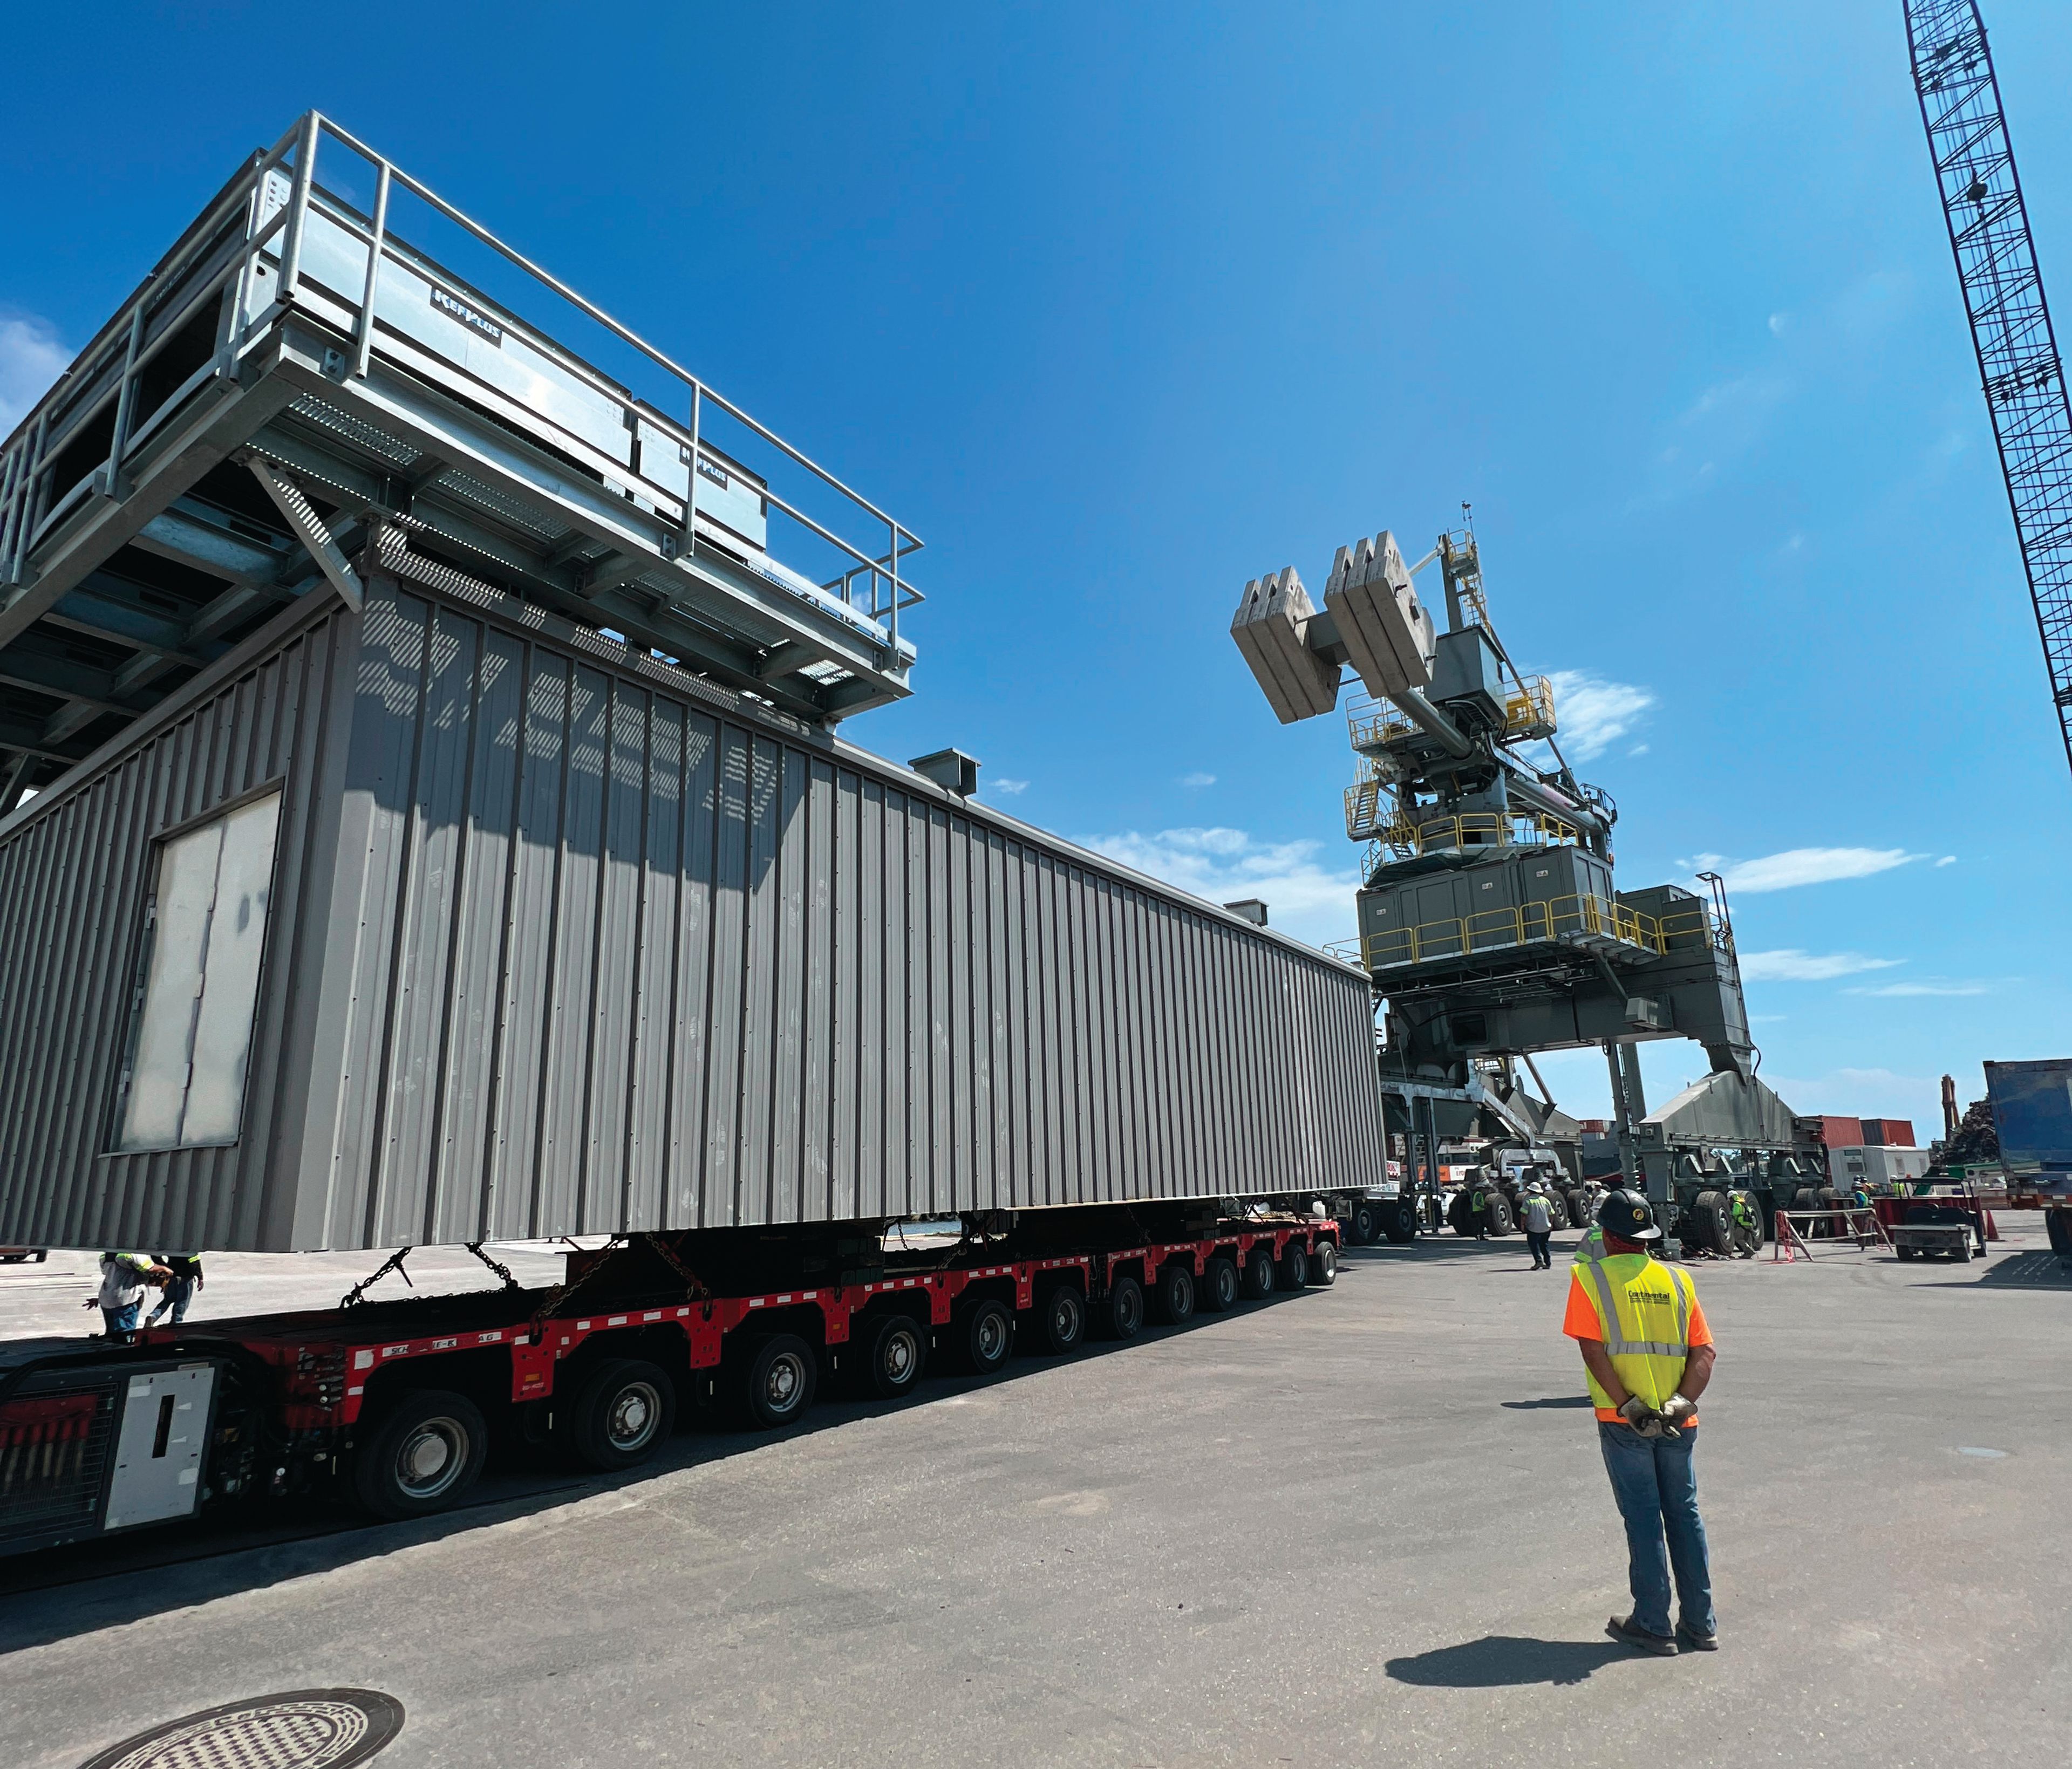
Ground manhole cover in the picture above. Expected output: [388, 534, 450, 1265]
[78, 1689, 403, 1769]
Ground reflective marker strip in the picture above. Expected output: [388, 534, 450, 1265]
[1584, 1261, 1687, 1358]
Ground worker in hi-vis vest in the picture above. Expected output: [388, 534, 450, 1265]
[1563, 1189, 1719, 1655]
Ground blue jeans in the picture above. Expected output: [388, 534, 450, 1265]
[148, 1277, 196, 1324]
[1598, 1422, 1715, 1640]
[101, 1301, 141, 1336]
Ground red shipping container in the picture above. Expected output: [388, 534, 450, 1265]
[1796, 1115, 1864, 1148]
[1860, 1117, 1917, 1148]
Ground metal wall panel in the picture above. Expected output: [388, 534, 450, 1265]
[0, 603, 350, 1253]
[1, 570, 1388, 1252]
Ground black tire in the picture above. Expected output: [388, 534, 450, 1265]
[1815, 1185, 1846, 1239]
[1242, 1248, 1276, 1301]
[1279, 1241, 1311, 1291]
[1035, 1283, 1087, 1355]
[737, 1333, 817, 1429]
[1896, 1244, 1917, 1261]
[1952, 1241, 1973, 1263]
[1308, 1239, 1338, 1286]
[1153, 1262, 1196, 1325]
[1448, 1193, 1476, 1237]
[1101, 1272, 1146, 1340]
[1382, 1199, 1419, 1244]
[1484, 1192, 1516, 1237]
[959, 1297, 1015, 1374]
[1681, 1190, 1731, 1256]
[857, 1311, 928, 1396]
[565, 1357, 674, 1472]
[351, 1389, 488, 1520]
[1349, 1202, 1380, 1246]
[2047, 1210, 2072, 1258]
[1198, 1256, 1239, 1312]
[1543, 1192, 1571, 1232]
[1566, 1190, 1592, 1235]
[1791, 1185, 1823, 1239]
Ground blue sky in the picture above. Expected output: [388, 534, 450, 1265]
[4, 2, 2067, 1135]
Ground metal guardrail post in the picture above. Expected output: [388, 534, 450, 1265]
[351, 160, 393, 379]
[276, 112, 322, 304]
[101, 299, 151, 502]
[686, 383, 700, 551]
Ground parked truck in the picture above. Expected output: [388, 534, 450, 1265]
[0, 116, 1368, 1557]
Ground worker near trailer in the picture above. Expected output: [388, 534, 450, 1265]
[1564, 1190, 1718, 1655]
[1521, 1183, 1555, 1269]
[87, 1252, 171, 1338]
[1469, 1168, 1492, 1240]
[146, 1253, 205, 1327]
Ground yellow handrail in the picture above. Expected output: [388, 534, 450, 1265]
[1337, 892, 1728, 972]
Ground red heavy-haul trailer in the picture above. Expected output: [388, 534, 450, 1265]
[0, 1209, 1340, 1555]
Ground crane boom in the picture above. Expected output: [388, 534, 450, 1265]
[1906, 0, 2072, 783]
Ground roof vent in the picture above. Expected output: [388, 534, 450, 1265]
[1224, 898, 1269, 926]
[909, 748, 980, 795]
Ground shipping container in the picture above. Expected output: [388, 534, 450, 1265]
[0, 564, 1387, 1253]
[1859, 1117, 1917, 1148]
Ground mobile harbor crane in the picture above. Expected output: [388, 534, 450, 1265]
[1231, 516, 1830, 1253]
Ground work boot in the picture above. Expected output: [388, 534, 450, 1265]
[1606, 1615, 1678, 1656]
[1675, 1622, 1719, 1652]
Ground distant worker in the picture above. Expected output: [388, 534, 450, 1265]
[146, 1252, 205, 1326]
[1469, 1172, 1490, 1241]
[87, 1251, 171, 1338]
[1520, 1183, 1554, 1269]
[1563, 1190, 1718, 1656]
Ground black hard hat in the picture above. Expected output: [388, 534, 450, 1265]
[1595, 1189, 1662, 1242]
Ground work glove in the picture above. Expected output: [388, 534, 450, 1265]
[1617, 1396, 1664, 1437]
[1659, 1395, 1695, 1431]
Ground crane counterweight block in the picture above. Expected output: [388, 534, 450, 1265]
[1231, 565, 1340, 722]
[1325, 529, 1437, 701]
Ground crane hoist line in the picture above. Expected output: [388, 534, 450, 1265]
[1906, 0, 2072, 784]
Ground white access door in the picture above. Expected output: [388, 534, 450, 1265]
[104, 1364, 217, 1532]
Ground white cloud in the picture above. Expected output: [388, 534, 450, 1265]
[1545, 671, 1656, 761]
[989, 777, 1030, 796]
[1768, 311, 1790, 336]
[1935, 855, 1957, 867]
[1078, 826, 1359, 948]
[1627, 743, 1650, 758]
[0, 312, 70, 434]
[1690, 846, 1922, 893]
[1736, 948, 1903, 982]
[1179, 771, 1216, 788]
[1846, 981, 1988, 998]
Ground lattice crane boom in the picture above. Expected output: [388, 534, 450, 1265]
[1907, 0, 2072, 783]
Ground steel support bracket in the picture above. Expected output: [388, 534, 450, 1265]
[247, 456, 363, 614]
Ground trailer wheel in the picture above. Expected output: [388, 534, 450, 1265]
[1242, 1249, 1276, 1301]
[1952, 1240, 1973, 1263]
[1036, 1283, 1087, 1355]
[565, 1358, 675, 1472]
[2047, 1211, 2071, 1258]
[1101, 1272, 1146, 1340]
[352, 1389, 488, 1520]
[1349, 1202, 1379, 1246]
[1153, 1262, 1196, 1325]
[1308, 1239, 1338, 1286]
[1382, 1199, 1418, 1244]
[738, 1334, 817, 1429]
[1896, 1244, 1917, 1261]
[1198, 1256, 1239, 1312]
[959, 1298, 1015, 1374]
[1681, 1191, 1731, 1257]
[858, 1313, 928, 1397]
[1543, 1192, 1571, 1232]
[1278, 1242, 1311, 1290]
[1566, 1190, 1592, 1235]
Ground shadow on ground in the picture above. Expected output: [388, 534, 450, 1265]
[0, 1273, 1374, 1648]
[1501, 1395, 1594, 1410]
[1386, 1634, 1630, 1687]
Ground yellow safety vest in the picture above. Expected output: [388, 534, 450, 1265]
[1575, 1252, 1696, 1413]
[1572, 1224, 1606, 1266]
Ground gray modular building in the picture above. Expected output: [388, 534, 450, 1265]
[0, 115, 1383, 1252]
[0, 562, 1386, 1252]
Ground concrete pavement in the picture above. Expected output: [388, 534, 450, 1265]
[4, 1221, 2067, 1767]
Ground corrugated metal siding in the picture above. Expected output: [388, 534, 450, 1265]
[0, 569, 1387, 1252]
[299, 575, 1385, 1247]
[0, 604, 349, 1252]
